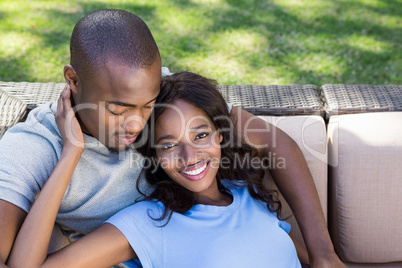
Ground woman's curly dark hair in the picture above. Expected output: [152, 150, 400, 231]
[135, 71, 281, 225]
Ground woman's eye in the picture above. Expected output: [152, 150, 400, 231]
[161, 143, 175, 150]
[195, 132, 208, 140]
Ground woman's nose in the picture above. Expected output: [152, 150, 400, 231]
[180, 143, 200, 165]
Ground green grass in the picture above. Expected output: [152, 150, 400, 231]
[0, 0, 401, 86]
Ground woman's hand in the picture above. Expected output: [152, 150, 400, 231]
[310, 253, 346, 268]
[56, 84, 84, 153]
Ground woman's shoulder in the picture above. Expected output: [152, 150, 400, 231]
[106, 200, 163, 225]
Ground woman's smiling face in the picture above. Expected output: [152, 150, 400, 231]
[154, 99, 223, 200]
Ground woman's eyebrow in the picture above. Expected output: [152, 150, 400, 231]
[189, 124, 210, 131]
[156, 124, 211, 143]
[156, 134, 174, 144]
[145, 96, 158, 104]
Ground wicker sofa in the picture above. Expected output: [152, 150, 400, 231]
[1, 82, 401, 267]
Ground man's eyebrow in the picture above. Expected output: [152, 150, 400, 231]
[107, 101, 136, 108]
[107, 96, 158, 108]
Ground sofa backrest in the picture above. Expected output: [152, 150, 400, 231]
[328, 112, 402, 264]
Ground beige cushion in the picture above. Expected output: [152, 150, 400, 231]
[328, 112, 402, 263]
[259, 115, 328, 247]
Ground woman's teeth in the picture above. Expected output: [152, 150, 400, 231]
[182, 163, 207, 176]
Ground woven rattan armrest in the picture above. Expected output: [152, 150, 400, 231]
[0, 81, 65, 111]
[0, 89, 27, 139]
[0, 82, 324, 117]
[218, 85, 323, 116]
[320, 84, 402, 119]
[0, 82, 324, 139]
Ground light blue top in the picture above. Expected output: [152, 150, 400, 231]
[107, 180, 301, 268]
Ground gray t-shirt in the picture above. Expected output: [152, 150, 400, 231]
[0, 102, 146, 237]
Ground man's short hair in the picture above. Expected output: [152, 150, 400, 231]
[70, 9, 160, 78]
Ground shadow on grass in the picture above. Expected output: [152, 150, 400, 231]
[0, 57, 33, 82]
[39, 2, 156, 49]
[0, 1, 156, 82]
[0, 0, 400, 85]
[161, 0, 400, 85]
[0, 11, 6, 22]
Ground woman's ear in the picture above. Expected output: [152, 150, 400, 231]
[64, 65, 79, 95]
[219, 132, 223, 143]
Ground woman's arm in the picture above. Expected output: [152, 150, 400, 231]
[6, 86, 136, 267]
[7, 85, 83, 266]
[40, 224, 136, 268]
[7, 147, 81, 267]
[230, 107, 344, 268]
[289, 233, 309, 265]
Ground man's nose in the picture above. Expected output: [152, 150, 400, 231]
[121, 112, 145, 133]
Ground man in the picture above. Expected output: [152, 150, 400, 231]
[0, 9, 343, 267]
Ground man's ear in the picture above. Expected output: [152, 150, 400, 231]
[64, 65, 79, 95]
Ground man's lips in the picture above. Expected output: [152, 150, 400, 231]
[115, 134, 138, 144]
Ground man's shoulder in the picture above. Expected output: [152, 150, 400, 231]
[25, 101, 57, 126]
[9, 102, 59, 138]
[0, 102, 62, 156]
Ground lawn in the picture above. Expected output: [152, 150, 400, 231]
[0, 0, 400, 86]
